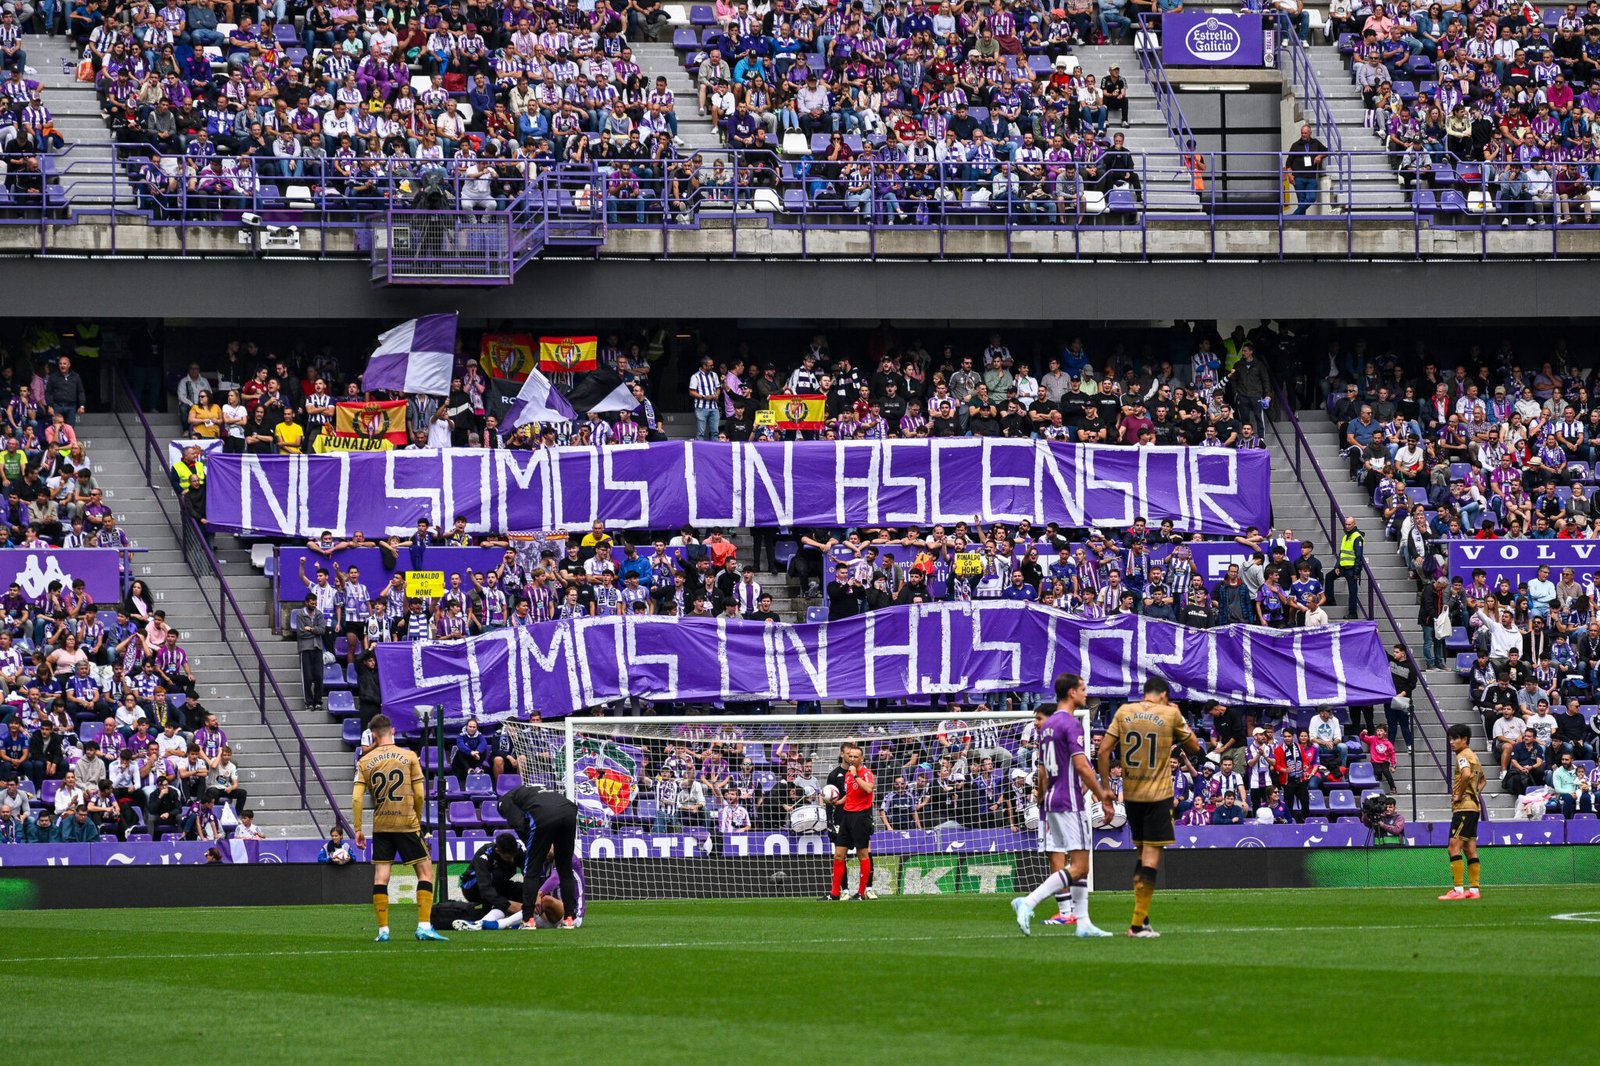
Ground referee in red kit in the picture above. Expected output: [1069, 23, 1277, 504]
[830, 742, 876, 901]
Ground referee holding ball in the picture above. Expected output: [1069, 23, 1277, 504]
[827, 743, 876, 901]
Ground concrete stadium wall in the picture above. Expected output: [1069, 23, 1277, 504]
[1, 256, 1596, 323]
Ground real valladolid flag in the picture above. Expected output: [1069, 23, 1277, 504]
[768, 393, 826, 430]
[538, 335, 598, 373]
[361, 313, 458, 396]
[479, 332, 537, 381]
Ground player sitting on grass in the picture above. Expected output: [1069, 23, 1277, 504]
[457, 842, 587, 930]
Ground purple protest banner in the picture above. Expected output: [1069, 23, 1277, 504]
[205, 441, 1273, 538]
[1161, 11, 1266, 67]
[375, 602, 1394, 726]
[1446, 539, 1600, 590]
[0, 549, 124, 603]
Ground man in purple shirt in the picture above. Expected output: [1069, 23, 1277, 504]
[1010, 673, 1116, 938]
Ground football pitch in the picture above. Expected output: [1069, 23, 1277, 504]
[4, 887, 1594, 1064]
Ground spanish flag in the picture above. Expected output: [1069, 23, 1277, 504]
[312, 433, 395, 453]
[768, 393, 826, 431]
[480, 332, 537, 381]
[334, 400, 408, 447]
[538, 335, 599, 373]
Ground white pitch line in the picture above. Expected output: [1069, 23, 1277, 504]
[0, 922, 1488, 966]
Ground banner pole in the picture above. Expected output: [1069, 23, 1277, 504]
[434, 704, 449, 898]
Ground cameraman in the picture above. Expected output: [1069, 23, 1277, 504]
[1361, 795, 1405, 838]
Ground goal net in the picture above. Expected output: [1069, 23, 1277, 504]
[500, 711, 1098, 901]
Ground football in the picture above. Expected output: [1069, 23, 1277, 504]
[821, 784, 840, 802]
[1091, 802, 1128, 831]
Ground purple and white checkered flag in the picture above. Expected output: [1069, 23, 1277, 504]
[360, 313, 458, 396]
[503, 367, 578, 429]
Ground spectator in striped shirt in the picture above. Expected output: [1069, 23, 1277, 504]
[689, 356, 722, 440]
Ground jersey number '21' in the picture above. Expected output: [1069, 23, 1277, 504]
[1122, 731, 1160, 768]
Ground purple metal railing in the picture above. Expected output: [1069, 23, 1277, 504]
[1134, 13, 1201, 159]
[1268, 389, 1451, 802]
[7, 142, 1600, 263]
[111, 372, 348, 835]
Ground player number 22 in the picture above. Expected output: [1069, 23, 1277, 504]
[370, 768, 406, 805]
[1123, 731, 1160, 769]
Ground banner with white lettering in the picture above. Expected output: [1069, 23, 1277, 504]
[374, 602, 1392, 727]
[205, 442, 1271, 537]
[1446, 539, 1600, 589]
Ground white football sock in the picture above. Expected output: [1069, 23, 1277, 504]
[1023, 869, 1070, 910]
[482, 909, 506, 924]
[1071, 880, 1090, 921]
[499, 912, 524, 929]
[1055, 892, 1071, 916]
[417, 922, 433, 931]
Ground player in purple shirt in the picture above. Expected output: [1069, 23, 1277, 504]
[1010, 673, 1116, 938]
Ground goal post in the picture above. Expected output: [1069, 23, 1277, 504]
[499, 710, 1104, 902]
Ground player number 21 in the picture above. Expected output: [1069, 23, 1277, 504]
[370, 768, 406, 804]
[1123, 731, 1160, 769]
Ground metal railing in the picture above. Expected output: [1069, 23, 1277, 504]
[1268, 389, 1451, 806]
[1134, 14, 1201, 159]
[9, 140, 1600, 262]
[110, 373, 347, 836]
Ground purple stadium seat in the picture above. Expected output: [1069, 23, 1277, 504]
[465, 773, 494, 797]
[445, 777, 471, 800]
[806, 606, 827, 623]
[773, 539, 798, 569]
[422, 800, 440, 826]
[323, 663, 352, 691]
[420, 747, 440, 772]
[1328, 791, 1358, 817]
[481, 803, 509, 829]
[496, 773, 523, 795]
[1306, 790, 1327, 813]
[40, 780, 60, 806]
[341, 717, 363, 745]
[333, 635, 350, 659]
[690, 4, 715, 25]
[80, 721, 103, 747]
[327, 690, 358, 717]
[1348, 762, 1379, 789]
[448, 800, 481, 828]
[673, 27, 698, 49]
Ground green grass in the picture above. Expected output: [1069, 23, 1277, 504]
[3, 888, 1597, 1064]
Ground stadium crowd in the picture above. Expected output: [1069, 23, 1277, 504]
[0, 352, 264, 846]
[1332, 341, 1600, 817]
[1347, 0, 1600, 221]
[55, 0, 1149, 221]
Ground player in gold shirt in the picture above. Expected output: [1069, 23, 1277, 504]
[1096, 677, 1201, 938]
[352, 714, 448, 941]
[1439, 723, 1485, 901]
